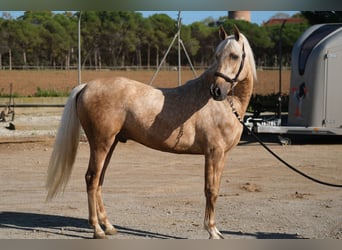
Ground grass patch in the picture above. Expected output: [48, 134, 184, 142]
[0, 92, 20, 98]
[34, 87, 69, 97]
[0, 88, 20, 98]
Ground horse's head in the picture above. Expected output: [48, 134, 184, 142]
[210, 25, 252, 101]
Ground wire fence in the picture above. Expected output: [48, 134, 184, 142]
[0, 65, 291, 71]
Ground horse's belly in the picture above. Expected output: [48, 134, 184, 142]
[121, 121, 202, 155]
[140, 138, 202, 155]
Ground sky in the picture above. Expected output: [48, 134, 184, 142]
[138, 11, 299, 25]
[4, 11, 299, 25]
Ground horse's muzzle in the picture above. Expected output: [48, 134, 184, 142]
[210, 83, 227, 101]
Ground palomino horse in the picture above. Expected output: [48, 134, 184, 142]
[46, 25, 256, 239]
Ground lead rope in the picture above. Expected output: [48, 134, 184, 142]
[228, 96, 342, 188]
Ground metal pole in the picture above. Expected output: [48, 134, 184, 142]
[149, 11, 197, 86]
[278, 19, 286, 124]
[177, 11, 181, 86]
[180, 39, 197, 78]
[78, 11, 82, 85]
[149, 33, 178, 85]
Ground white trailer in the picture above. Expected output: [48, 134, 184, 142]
[250, 23, 342, 137]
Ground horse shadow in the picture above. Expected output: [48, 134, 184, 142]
[0, 211, 184, 239]
[221, 230, 305, 239]
[0, 211, 304, 239]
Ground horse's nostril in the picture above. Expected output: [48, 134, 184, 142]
[210, 84, 221, 98]
[214, 87, 221, 97]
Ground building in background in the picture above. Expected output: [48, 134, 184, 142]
[228, 11, 251, 22]
[262, 13, 305, 26]
[263, 17, 305, 26]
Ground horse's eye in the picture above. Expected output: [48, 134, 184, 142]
[230, 53, 239, 60]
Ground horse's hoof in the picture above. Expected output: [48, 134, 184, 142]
[105, 227, 118, 235]
[209, 234, 224, 239]
[208, 226, 225, 239]
[93, 231, 108, 239]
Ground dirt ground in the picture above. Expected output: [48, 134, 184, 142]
[0, 107, 341, 239]
[0, 69, 291, 97]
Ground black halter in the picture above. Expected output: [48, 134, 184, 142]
[214, 43, 246, 84]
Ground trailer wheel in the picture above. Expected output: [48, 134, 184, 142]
[278, 135, 291, 145]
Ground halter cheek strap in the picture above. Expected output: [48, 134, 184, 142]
[214, 44, 246, 84]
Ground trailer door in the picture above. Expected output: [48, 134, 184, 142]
[325, 46, 342, 128]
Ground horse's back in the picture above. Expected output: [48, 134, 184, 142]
[79, 76, 162, 107]
[76, 77, 166, 142]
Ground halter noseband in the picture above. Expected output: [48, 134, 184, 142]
[214, 43, 246, 84]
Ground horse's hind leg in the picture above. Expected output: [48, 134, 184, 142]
[85, 137, 117, 239]
[95, 139, 119, 236]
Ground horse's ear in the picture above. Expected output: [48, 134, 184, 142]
[219, 26, 228, 40]
[233, 24, 240, 41]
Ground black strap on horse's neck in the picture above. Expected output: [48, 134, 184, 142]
[228, 97, 342, 188]
[228, 96, 242, 122]
[215, 44, 246, 84]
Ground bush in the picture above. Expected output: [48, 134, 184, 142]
[34, 87, 69, 97]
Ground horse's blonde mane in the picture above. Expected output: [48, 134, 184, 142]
[240, 33, 257, 81]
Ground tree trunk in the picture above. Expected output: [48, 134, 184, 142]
[98, 50, 102, 70]
[82, 51, 90, 68]
[88, 50, 92, 67]
[156, 47, 159, 68]
[147, 44, 150, 70]
[23, 50, 27, 67]
[9, 48, 12, 70]
[66, 50, 71, 70]
[121, 53, 125, 67]
[65, 53, 70, 70]
[111, 49, 116, 66]
[137, 46, 142, 68]
[94, 48, 98, 70]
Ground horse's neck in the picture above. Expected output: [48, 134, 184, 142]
[183, 68, 253, 117]
[184, 69, 213, 98]
[232, 75, 254, 117]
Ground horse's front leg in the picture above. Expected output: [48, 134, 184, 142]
[204, 147, 227, 239]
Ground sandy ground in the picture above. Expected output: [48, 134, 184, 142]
[0, 108, 341, 239]
[0, 69, 290, 97]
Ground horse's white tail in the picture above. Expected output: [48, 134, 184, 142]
[46, 84, 86, 201]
